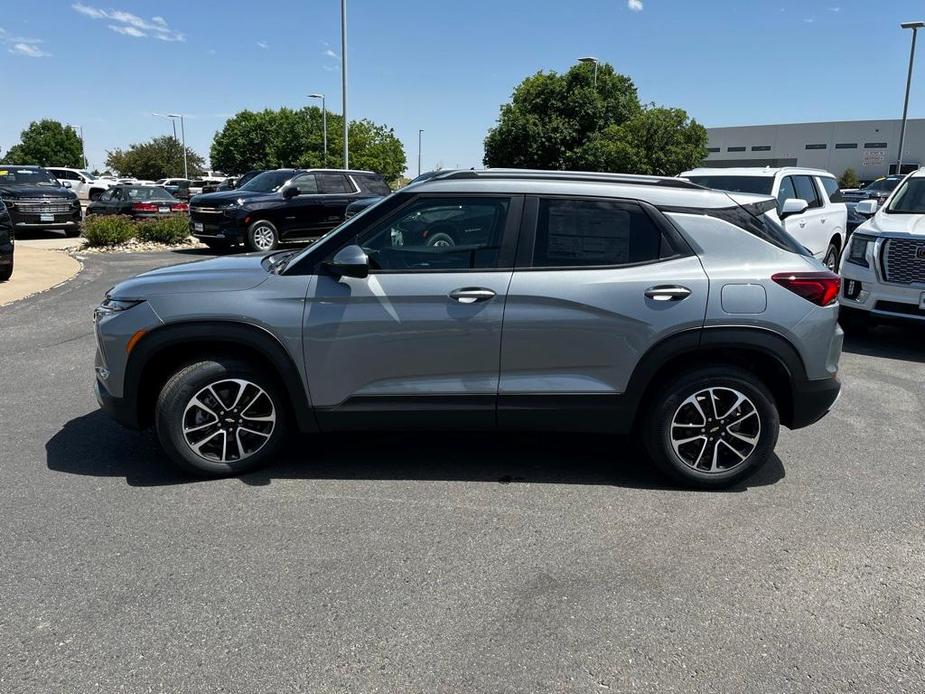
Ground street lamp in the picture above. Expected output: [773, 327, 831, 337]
[897, 21, 925, 175]
[578, 56, 599, 88]
[341, 0, 349, 170]
[308, 93, 328, 167]
[68, 124, 87, 169]
[418, 129, 424, 177]
[152, 113, 187, 179]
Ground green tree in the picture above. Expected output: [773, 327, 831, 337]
[210, 107, 406, 182]
[2, 119, 84, 167]
[839, 168, 860, 189]
[105, 136, 205, 180]
[483, 62, 707, 176]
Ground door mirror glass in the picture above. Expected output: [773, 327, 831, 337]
[61, 180, 72, 189]
[326, 244, 369, 278]
[855, 199, 879, 216]
[282, 185, 299, 199]
[780, 198, 809, 219]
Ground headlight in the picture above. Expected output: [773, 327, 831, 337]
[96, 297, 144, 314]
[846, 234, 875, 268]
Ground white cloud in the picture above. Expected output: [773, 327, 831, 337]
[322, 64, 338, 72]
[9, 42, 51, 57]
[72, 4, 185, 42]
[0, 27, 50, 57]
[256, 41, 269, 49]
[108, 24, 145, 37]
[829, 6, 841, 12]
[324, 48, 338, 59]
[628, 0, 643, 10]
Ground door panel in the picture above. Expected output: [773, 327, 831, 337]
[499, 256, 709, 397]
[303, 271, 512, 424]
[784, 175, 827, 257]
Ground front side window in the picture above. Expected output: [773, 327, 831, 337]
[793, 176, 820, 208]
[357, 196, 510, 271]
[290, 173, 319, 195]
[777, 177, 797, 208]
[533, 199, 661, 268]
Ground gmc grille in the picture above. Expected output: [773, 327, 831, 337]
[883, 238, 925, 285]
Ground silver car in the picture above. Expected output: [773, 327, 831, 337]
[94, 169, 843, 488]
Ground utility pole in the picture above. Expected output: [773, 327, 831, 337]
[309, 93, 328, 167]
[418, 129, 424, 177]
[898, 22, 924, 175]
[341, 0, 349, 170]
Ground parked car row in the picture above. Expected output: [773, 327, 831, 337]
[86, 185, 189, 219]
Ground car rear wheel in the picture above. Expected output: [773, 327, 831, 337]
[823, 242, 841, 271]
[644, 366, 779, 489]
[246, 220, 279, 252]
[155, 359, 287, 477]
[0, 259, 12, 282]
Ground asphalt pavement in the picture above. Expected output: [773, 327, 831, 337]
[1, 249, 923, 693]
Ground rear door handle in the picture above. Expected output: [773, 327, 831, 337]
[644, 285, 692, 302]
[449, 287, 496, 304]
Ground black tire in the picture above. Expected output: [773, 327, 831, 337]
[155, 359, 288, 477]
[823, 241, 841, 271]
[246, 220, 279, 252]
[839, 307, 870, 335]
[643, 366, 779, 489]
[0, 258, 11, 282]
[203, 239, 231, 251]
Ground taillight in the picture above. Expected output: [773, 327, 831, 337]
[772, 271, 841, 306]
[171, 203, 189, 212]
[132, 202, 158, 212]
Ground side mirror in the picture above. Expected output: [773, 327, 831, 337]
[780, 198, 809, 219]
[325, 244, 369, 279]
[282, 185, 299, 199]
[61, 181, 72, 189]
[856, 199, 879, 216]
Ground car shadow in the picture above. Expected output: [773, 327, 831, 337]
[46, 410, 785, 492]
[843, 323, 925, 364]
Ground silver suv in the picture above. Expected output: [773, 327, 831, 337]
[94, 170, 843, 488]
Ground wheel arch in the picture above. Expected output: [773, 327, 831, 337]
[626, 327, 807, 431]
[125, 321, 316, 432]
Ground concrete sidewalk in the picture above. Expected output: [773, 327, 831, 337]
[0, 243, 82, 307]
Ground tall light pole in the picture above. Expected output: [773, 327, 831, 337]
[578, 56, 599, 88]
[898, 22, 925, 175]
[418, 129, 424, 177]
[152, 113, 187, 178]
[69, 124, 87, 169]
[341, 0, 349, 170]
[309, 93, 328, 167]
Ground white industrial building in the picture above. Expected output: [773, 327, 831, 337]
[704, 118, 925, 181]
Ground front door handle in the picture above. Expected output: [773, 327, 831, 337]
[644, 285, 692, 302]
[449, 287, 496, 304]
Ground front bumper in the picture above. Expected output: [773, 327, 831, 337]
[95, 376, 140, 429]
[189, 211, 246, 241]
[10, 207, 81, 232]
[840, 255, 925, 323]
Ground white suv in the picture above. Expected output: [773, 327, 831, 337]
[682, 167, 847, 270]
[838, 168, 925, 331]
[46, 168, 114, 202]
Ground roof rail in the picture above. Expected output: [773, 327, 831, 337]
[433, 168, 703, 190]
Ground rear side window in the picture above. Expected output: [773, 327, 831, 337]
[793, 175, 821, 208]
[318, 173, 352, 194]
[819, 177, 843, 203]
[533, 199, 662, 268]
[356, 174, 391, 195]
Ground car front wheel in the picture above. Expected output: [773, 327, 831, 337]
[246, 220, 279, 252]
[155, 359, 287, 477]
[644, 366, 779, 489]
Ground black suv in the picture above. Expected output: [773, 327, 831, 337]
[0, 165, 82, 239]
[188, 168, 391, 251]
[0, 199, 12, 281]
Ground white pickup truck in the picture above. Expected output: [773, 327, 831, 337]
[46, 168, 114, 202]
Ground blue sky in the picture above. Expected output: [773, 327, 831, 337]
[3, 0, 925, 175]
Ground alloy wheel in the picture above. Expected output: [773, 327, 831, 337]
[252, 224, 276, 250]
[182, 379, 276, 463]
[670, 387, 761, 473]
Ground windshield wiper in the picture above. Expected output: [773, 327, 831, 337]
[270, 250, 298, 274]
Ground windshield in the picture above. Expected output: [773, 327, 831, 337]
[0, 167, 62, 187]
[864, 178, 902, 193]
[685, 175, 774, 195]
[79, 170, 95, 180]
[238, 171, 292, 193]
[886, 178, 925, 214]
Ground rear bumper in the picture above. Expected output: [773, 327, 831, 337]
[789, 374, 841, 429]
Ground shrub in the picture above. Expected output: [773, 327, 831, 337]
[81, 215, 136, 247]
[839, 168, 860, 189]
[136, 215, 191, 244]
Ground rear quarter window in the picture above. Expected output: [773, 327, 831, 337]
[356, 174, 391, 196]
